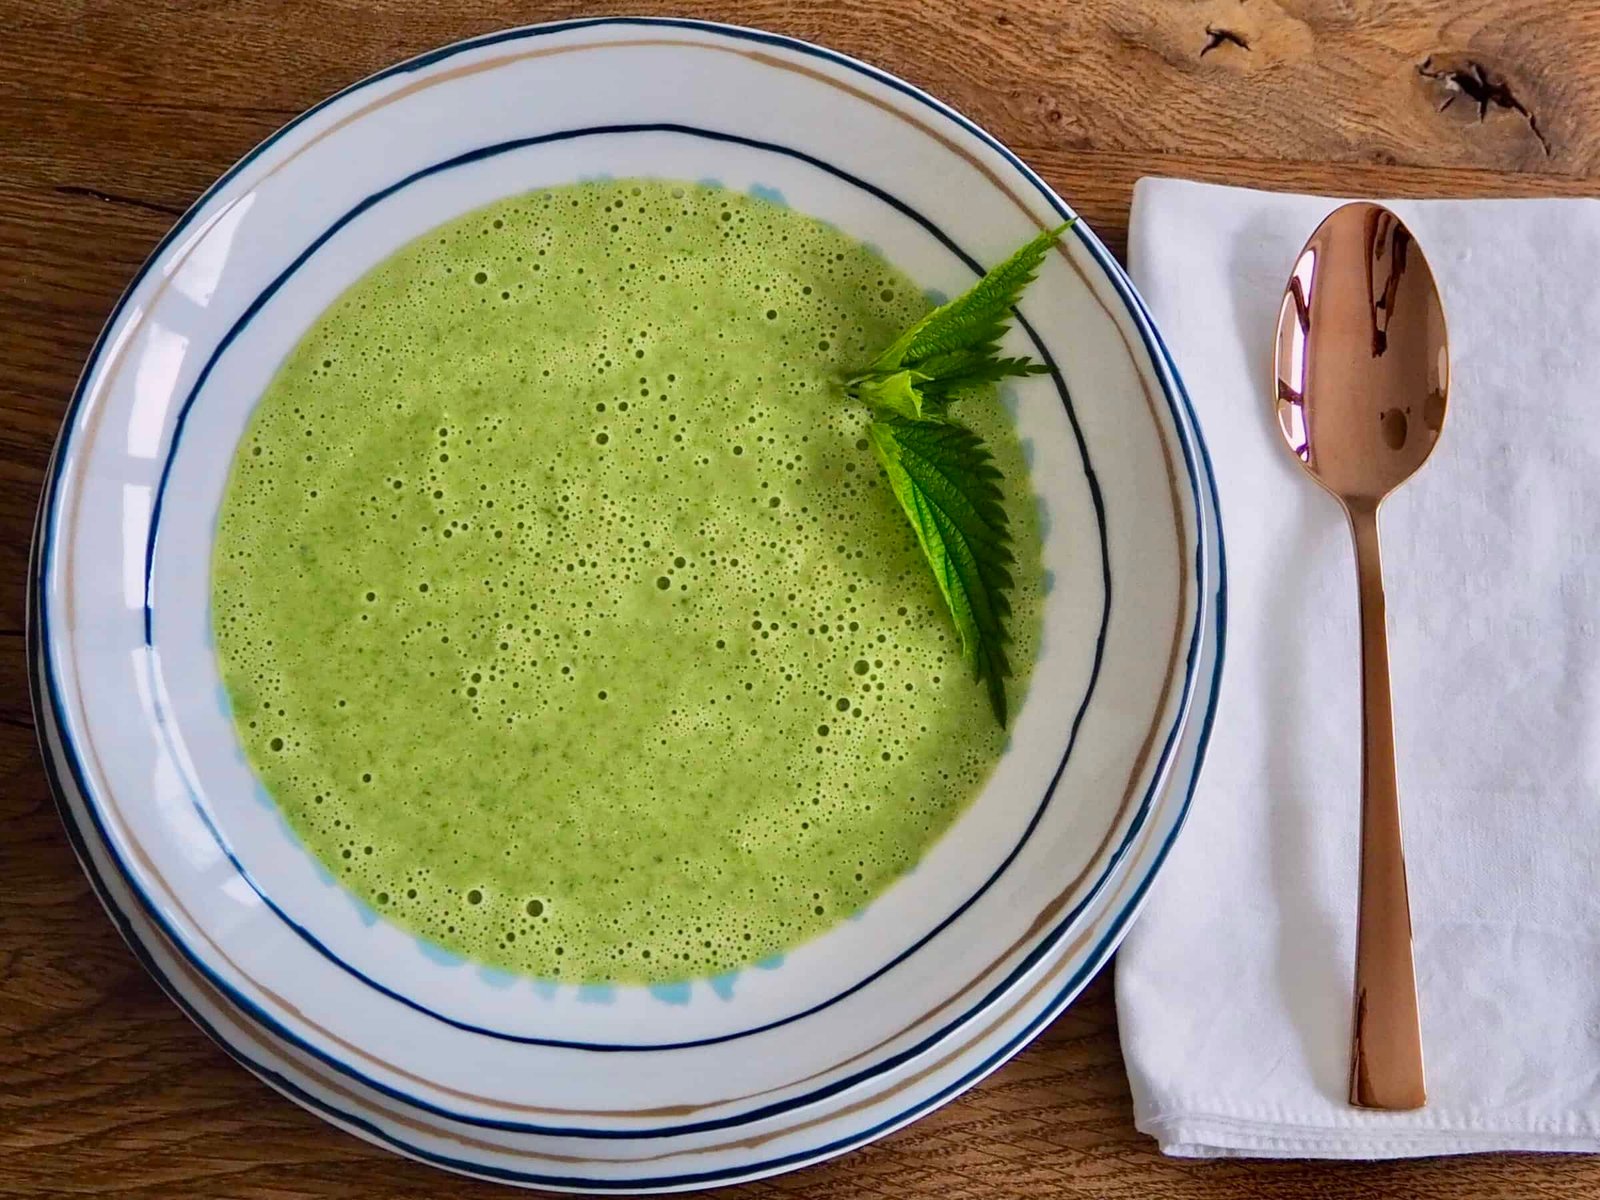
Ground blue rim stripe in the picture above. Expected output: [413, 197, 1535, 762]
[30, 15, 1225, 1179]
[47, 122, 1141, 1137]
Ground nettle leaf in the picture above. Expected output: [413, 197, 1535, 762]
[918, 356, 1052, 398]
[866, 222, 1071, 375]
[867, 415, 1015, 727]
[844, 223, 1070, 726]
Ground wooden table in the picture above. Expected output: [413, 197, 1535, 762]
[4, 2, 1599, 1195]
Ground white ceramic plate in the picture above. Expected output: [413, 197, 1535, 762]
[33, 17, 1224, 1190]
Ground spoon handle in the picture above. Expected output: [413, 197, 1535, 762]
[1346, 502, 1426, 1110]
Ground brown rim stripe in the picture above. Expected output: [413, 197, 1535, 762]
[57, 31, 1192, 1124]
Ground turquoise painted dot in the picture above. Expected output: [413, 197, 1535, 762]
[416, 939, 467, 967]
[477, 965, 517, 989]
[649, 981, 693, 1006]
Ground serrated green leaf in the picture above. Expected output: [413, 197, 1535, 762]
[846, 222, 1071, 426]
[867, 221, 1071, 374]
[842, 224, 1070, 726]
[919, 356, 1053, 397]
[867, 415, 1015, 726]
[897, 347, 994, 381]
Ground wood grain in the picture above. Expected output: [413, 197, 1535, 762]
[4, 1, 1600, 1195]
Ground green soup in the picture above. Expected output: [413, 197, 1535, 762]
[213, 180, 1043, 984]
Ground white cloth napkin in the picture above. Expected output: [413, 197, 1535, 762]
[1115, 178, 1600, 1158]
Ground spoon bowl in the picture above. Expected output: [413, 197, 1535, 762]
[1272, 201, 1450, 1112]
[1274, 202, 1450, 505]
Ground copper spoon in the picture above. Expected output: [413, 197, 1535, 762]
[1272, 202, 1449, 1111]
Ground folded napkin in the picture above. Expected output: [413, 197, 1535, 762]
[1115, 178, 1600, 1158]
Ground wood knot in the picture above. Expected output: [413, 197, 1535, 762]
[1418, 55, 1551, 156]
[1200, 25, 1250, 56]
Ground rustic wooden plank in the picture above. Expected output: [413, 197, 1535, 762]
[7, 1, 1600, 178]
[4, 2, 1600, 1195]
